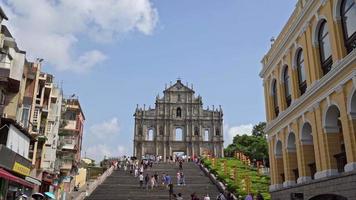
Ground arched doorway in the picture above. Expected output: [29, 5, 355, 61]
[309, 194, 347, 200]
[324, 105, 347, 172]
[275, 140, 285, 184]
[300, 122, 316, 180]
[286, 132, 299, 184]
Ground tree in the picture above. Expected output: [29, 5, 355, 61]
[224, 122, 269, 166]
[252, 122, 266, 137]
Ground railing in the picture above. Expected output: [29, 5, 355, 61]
[74, 166, 114, 200]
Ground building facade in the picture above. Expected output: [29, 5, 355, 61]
[57, 97, 85, 198]
[260, 0, 356, 199]
[133, 80, 224, 161]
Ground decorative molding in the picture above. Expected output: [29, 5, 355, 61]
[269, 184, 283, 192]
[344, 162, 356, 172]
[297, 176, 312, 184]
[265, 52, 356, 135]
[259, 0, 318, 78]
[324, 126, 340, 134]
[327, 96, 331, 106]
[283, 180, 296, 187]
[300, 139, 313, 145]
[335, 85, 343, 93]
[314, 169, 339, 179]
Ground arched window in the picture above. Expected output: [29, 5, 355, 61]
[176, 107, 182, 117]
[272, 79, 279, 117]
[175, 128, 183, 141]
[204, 129, 209, 141]
[296, 49, 307, 95]
[283, 66, 292, 107]
[318, 20, 333, 75]
[147, 129, 154, 141]
[341, 0, 356, 52]
[215, 128, 220, 136]
[194, 127, 199, 136]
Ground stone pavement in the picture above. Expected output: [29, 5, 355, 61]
[86, 162, 221, 200]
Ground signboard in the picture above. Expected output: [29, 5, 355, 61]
[25, 176, 42, 186]
[12, 162, 30, 176]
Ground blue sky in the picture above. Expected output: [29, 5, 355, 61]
[2, 0, 296, 162]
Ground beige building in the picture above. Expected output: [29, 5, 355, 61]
[133, 80, 224, 161]
[260, 0, 356, 199]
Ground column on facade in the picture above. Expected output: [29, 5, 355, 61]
[326, 2, 347, 61]
[348, 83, 356, 171]
[270, 137, 284, 190]
[163, 123, 167, 161]
[337, 88, 356, 172]
[283, 130, 298, 187]
[297, 117, 317, 183]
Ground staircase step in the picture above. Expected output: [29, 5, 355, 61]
[86, 162, 220, 200]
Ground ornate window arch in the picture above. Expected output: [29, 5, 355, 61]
[296, 49, 307, 95]
[340, 0, 356, 52]
[318, 20, 333, 75]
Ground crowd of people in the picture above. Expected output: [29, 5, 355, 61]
[111, 155, 264, 200]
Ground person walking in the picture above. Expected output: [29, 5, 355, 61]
[176, 193, 183, 200]
[154, 172, 159, 186]
[134, 167, 139, 177]
[168, 182, 174, 200]
[161, 173, 166, 187]
[150, 175, 155, 190]
[203, 194, 210, 200]
[144, 174, 150, 190]
[176, 172, 181, 186]
[216, 193, 226, 200]
[139, 173, 144, 188]
[256, 192, 264, 200]
[180, 172, 185, 186]
[244, 193, 253, 200]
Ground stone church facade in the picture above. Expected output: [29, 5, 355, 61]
[133, 80, 224, 160]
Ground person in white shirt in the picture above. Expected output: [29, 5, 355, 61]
[204, 194, 210, 200]
[139, 173, 144, 188]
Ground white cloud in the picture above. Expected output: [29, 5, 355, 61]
[1, 0, 158, 72]
[89, 117, 120, 139]
[86, 144, 129, 162]
[224, 123, 253, 146]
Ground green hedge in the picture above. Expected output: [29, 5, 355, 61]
[202, 158, 270, 200]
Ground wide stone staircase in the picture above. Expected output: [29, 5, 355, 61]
[86, 162, 221, 200]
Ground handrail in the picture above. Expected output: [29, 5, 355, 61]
[73, 166, 114, 200]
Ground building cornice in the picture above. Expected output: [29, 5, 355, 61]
[266, 50, 356, 135]
[260, 0, 319, 78]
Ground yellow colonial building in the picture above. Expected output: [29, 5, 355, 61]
[260, 0, 356, 199]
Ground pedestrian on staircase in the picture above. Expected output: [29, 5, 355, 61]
[150, 175, 155, 190]
[161, 173, 166, 186]
[134, 167, 138, 177]
[180, 172, 185, 186]
[203, 194, 210, 200]
[176, 172, 181, 186]
[154, 172, 159, 187]
[176, 193, 183, 200]
[139, 172, 144, 188]
[168, 182, 174, 199]
[145, 174, 150, 190]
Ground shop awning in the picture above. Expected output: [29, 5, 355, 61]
[0, 168, 33, 188]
